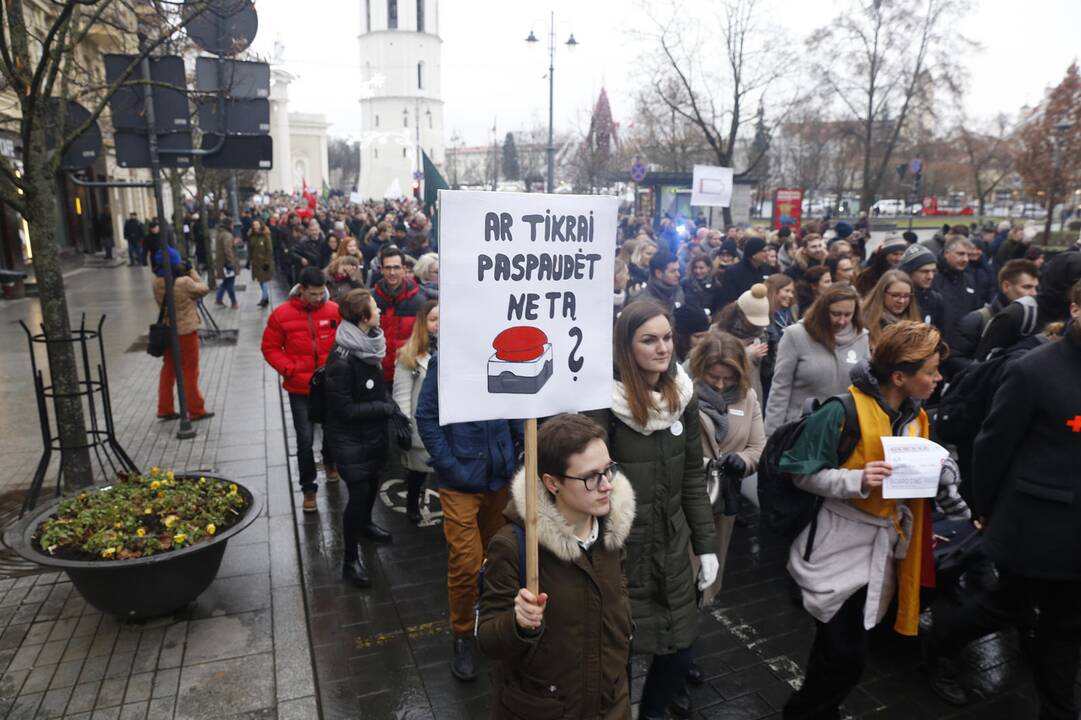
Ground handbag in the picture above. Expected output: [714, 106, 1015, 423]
[146, 304, 168, 357]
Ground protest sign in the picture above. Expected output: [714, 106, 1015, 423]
[690, 165, 734, 208]
[881, 436, 949, 499]
[437, 189, 619, 426]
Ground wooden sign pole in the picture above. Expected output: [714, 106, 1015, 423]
[524, 417, 539, 595]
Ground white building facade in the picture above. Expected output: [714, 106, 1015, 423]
[358, 0, 445, 200]
[267, 66, 331, 193]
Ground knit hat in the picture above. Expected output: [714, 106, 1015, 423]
[736, 283, 770, 327]
[899, 244, 936, 274]
[673, 304, 710, 336]
[879, 236, 908, 256]
[902, 231, 918, 244]
[153, 247, 182, 277]
[997, 221, 1011, 233]
[743, 236, 767, 259]
[718, 239, 739, 257]
[833, 221, 853, 240]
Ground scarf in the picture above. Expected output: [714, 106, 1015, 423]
[335, 321, 386, 366]
[647, 277, 681, 303]
[694, 381, 741, 446]
[880, 309, 905, 327]
[833, 323, 858, 348]
[611, 364, 694, 435]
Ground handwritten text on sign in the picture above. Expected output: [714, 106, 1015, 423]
[437, 190, 618, 425]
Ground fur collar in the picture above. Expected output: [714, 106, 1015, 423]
[506, 465, 635, 563]
[611, 364, 694, 435]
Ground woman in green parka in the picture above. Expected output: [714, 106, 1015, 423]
[585, 299, 718, 720]
[248, 219, 274, 308]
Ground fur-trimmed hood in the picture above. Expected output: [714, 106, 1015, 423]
[505, 465, 635, 563]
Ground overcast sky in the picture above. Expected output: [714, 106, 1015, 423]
[252, 0, 1081, 149]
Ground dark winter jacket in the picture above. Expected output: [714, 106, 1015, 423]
[932, 260, 981, 340]
[584, 368, 716, 656]
[478, 467, 635, 720]
[123, 217, 144, 244]
[291, 237, 326, 270]
[965, 253, 996, 306]
[914, 286, 946, 331]
[680, 275, 714, 311]
[714, 256, 770, 309]
[946, 295, 1005, 374]
[1036, 245, 1081, 328]
[260, 286, 340, 395]
[374, 277, 424, 382]
[248, 227, 274, 283]
[323, 343, 391, 463]
[415, 355, 524, 493]
[973, 323, 1081, 580]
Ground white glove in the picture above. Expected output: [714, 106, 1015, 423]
[697, 553, 719, 591]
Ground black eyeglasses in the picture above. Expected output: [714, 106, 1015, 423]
[561, 462, 619, 492]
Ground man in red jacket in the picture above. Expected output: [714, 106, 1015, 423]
[261, 267, 340, 512]
[373, 245, 424, 382]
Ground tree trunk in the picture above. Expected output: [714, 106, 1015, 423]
[1044, 194, 1055, 243]
[26, 164, 94, 490]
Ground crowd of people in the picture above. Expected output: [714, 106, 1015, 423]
[146, 189, 1081, 719]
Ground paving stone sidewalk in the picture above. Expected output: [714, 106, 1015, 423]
[0, 267, 318, 720]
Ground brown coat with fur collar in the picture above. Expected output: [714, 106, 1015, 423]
[477, 467, 635, 720]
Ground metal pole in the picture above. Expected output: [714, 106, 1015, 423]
[546, 11, 555, 194]
[141, 52, 196, 440]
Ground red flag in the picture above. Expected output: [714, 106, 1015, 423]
[302, 179, 317, 210]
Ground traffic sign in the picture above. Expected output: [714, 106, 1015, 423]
[196, 98, 270, 135]
[185, 0, 258, 57]
[199, 134, 272, 169]
[195, 58, 270, 98]
[104, 55, 189, 132]
[629, 160, 647, 183]
[44, 100, 102, 169]
[910, 158, 922, 174]
[413, 171, 424, 181]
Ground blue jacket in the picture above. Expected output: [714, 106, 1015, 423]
[415, 354, 524, 493]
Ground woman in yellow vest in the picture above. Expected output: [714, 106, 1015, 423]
[779, 321, 949, 719]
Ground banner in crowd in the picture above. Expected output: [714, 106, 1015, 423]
[690, 165, 734, 208]
[437, 190, 619, 425]
[773, 188, 804, 233]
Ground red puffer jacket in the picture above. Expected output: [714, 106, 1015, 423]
[261, 287, 340, 396]
[374, 278, 424, 382]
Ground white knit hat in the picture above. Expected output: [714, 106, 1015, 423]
[737, 283, 770, 327]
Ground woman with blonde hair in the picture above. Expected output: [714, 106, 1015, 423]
[862, 269, 921, 349]
[392, 299, 439, 524]
[628, 238, 658, 288]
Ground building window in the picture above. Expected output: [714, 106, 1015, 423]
[387, 0, 397, 29]
[428, 113, 432, 129]
[375, 114, 380, 127]
[374, 148, 378, 159]
[416, 0, 424, 32]
[402, 148, 407, 158]
[417, 62, 424, 90]
[403, 113, 408, 127]
[364, 0, 370, 32]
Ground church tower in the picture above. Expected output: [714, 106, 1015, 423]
[358, 0, 444, 200]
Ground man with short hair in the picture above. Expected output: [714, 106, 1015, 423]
[261, 267, 340, 512]
[949, 259, 1040, 369]
[899, 243, 945, 330]
[933, 236, 982, 341]
[124, 212, 144, 266]
[715, 236, 771, 307]
[629, 250, 685, 313]
[373, 245, 424, 382]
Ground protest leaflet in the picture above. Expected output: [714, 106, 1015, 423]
[881, 435, 950, 499]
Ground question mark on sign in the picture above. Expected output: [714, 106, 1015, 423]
[568, 326, 584, 380]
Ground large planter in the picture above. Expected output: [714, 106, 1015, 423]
[4, 473, 262, 619]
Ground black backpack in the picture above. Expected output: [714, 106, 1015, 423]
[935, 341, 1030, 445]
[758, 393, 860, 560]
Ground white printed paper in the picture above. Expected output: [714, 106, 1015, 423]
[881, 436, 949, 499]
[437, 190, 618, 425]
[690, 165, 734, 208]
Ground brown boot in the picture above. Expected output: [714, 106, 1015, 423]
[325, 465, 340, 482]
[302, 492, 318, 513]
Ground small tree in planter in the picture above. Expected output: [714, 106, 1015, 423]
[7, 470, 262, 619]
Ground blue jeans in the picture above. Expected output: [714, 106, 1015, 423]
[216, 274, 236, 305]
[288, 392, 331, 495]
[259, 281, 269, 303]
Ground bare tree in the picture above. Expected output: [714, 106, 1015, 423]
[0, 0, 214, 488]
[637, 0, 795, 223]
[955, 114, 1015, 217]
[807, 0, 970, 211]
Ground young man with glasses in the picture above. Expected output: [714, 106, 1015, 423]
[373, 245, 424, 382]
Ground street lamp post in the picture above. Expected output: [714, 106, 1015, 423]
[526, 14, 577, 194]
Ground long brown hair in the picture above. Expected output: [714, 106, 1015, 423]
[863, 270, 921, 348]
[766, 273, 797, 320]
[688, 331, 751, 399]
[397, 300, 438, 369]
[803, 284, 863, 352]
[614, 300, 681, 428]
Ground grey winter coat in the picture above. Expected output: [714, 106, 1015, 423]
[763, 322, 870, 435]
[392, 353, 431, 472]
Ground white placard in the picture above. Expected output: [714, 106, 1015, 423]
[437, 190, 618, 425]
[349, 191, 362, 204]
[690, 165, 734, 208]
[880, 436, 949, 499]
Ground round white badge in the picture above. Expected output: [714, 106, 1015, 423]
[365, 379, 375, 390]
[671, 420, 684, 436]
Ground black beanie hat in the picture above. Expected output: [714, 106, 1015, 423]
[673, 305, 710, 335]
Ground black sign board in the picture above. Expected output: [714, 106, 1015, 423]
[45, 100, 103, 169]
[104, 55, 190, 132]
[115, 131, 194, 168]
[196, 98, 270, 135]
[195, 58, 270, 98]
[185, 0, 259, 57]
[199, 134, 272, 169]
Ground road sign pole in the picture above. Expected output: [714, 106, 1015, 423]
[141, 51, 195, 440]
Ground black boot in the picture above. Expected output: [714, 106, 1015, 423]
[450, 636, 478, 681]
[669, 685, 692, 718]
[406, 490, 422, 524]
[362, 523, 393, 543]
[342, 554, 371, 588]
[686, 661, 704, 686]
[921, 633, 969, 706]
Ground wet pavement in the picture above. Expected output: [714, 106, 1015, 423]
[0, 260, 1074, 719]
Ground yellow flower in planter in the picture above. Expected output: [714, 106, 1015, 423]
[113, 522, 123, 529]
[206, 524, 216, 536]
[149, 481, 161, 490]
[174, 533, 187, 544]
[166, 471, 175, 481]
[228, 484, 238, 496]
[150, 467, 160, 476]
[136, 528, 146, 538]
[199, 477, 207, 485]
[144, 507, 153, 515]
[163, 515, 179, 528]
[101, 547, 116, 558]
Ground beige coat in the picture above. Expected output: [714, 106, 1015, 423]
[214, 226, 237, 279]
[152, 272, 210, 336]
